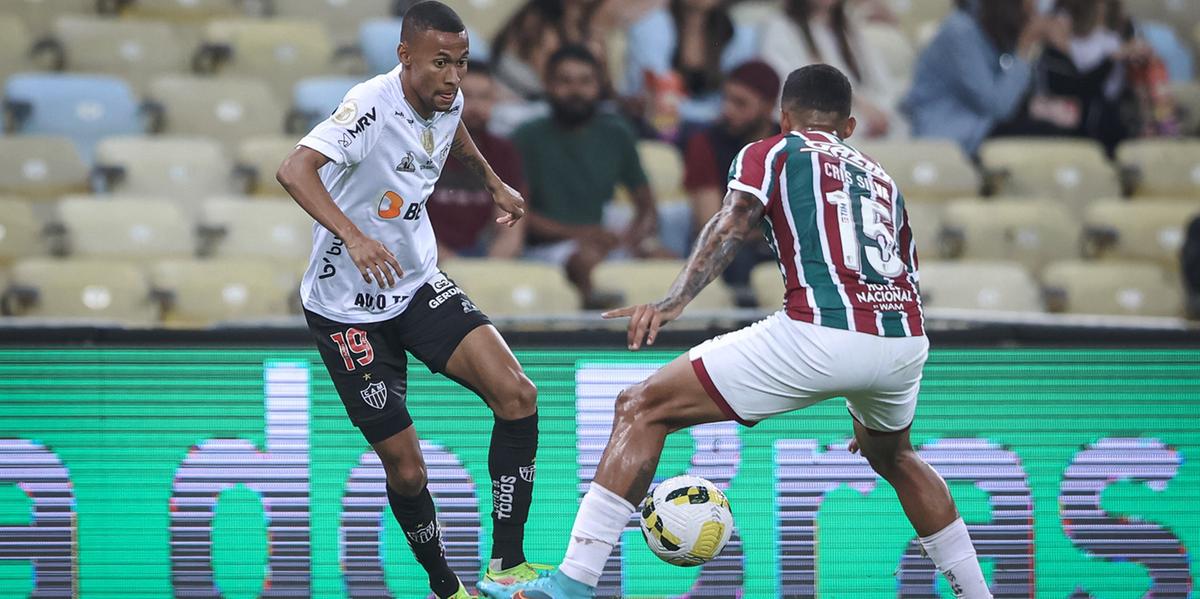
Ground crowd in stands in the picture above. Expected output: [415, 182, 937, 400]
[1, 0, 1199, 326]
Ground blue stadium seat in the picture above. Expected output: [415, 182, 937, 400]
[4, 73, 143, 162]
[291, 76, 360, 132]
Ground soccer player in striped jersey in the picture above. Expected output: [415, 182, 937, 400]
[481, 64, 991, 599]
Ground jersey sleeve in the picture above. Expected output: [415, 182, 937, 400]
[298, 81, 386, 166]
[727, 137, 782, 207]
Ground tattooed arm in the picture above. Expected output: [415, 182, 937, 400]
[602, 189, 765, 350]
[450, 121, 526, 226]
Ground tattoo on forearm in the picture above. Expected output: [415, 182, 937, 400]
[659, 191, 763, 311]
[450, 132, 491, 185]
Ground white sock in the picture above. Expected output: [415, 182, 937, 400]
[919, 518, 992, 599]
[559, 482, 636, 587]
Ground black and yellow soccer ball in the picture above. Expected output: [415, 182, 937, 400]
[638, 475, 734, 567]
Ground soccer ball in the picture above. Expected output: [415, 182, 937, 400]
[638, 475, 734, 567]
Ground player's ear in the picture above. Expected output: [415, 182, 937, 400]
[397, 41, 410, 66]
[779, 109, 792, 134]
[843, 116, 857, 140]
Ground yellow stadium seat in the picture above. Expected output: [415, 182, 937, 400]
[918, 260, 1043, 312]
[941, 198, 1081, 272]
[1116, 139, 1200, 198]
[902, 200, 945, 260]
[639, 140, 685, 201]
[888, 0, 954, 41]
[6, 258, 157, 324]
[0, 136, 89, 200]
[271, 0, 391, 47]
[94, 136, 236, 199]
[1173, 80, 1200, 136]
[236, 136, 298, 196]
[120, 0, 242, 21]
[0, 16, 32, 83]
[855, 139, 980, 200]
[0, 0, 94, 36]
[1043, 260, 1183, 317]
[729, 1, 778, 28]
[595, 260, 733, 311]
[147, 76, 285, 149]
[200, 196, 313, 262]
[56, 197, 194, 261]
[50, 16, 186, 93]
[1084, 200, 1200, 266]
[198, 19, 336, 100]
[979, 138, 1119, 208]
[441, 259, 578, 316]
[0, 198, 44, 265]
[151, 258, 288, 327]
[861, 24, 915, 83]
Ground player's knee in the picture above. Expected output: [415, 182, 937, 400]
[384, 460, 427, 496]
[491, 373, 537, 419]
[615, 382, 668, 428]
[863, 446, 916, 481]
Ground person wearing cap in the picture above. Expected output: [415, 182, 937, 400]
[680, 60, 781, 306]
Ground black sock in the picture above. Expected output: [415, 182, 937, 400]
[489, 412, 538, 570]
[386, 485, 458, 598]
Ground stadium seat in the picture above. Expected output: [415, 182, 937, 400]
[4, 73, 144, 161]
[271, 0, 392, 48]
[56, 197, 194, 261]
[441, 259, 578, 316]
[151, 258, 288, 327]
[594, 260, 734, 311]
[147, 76, 285, 149]
[729, 1, 778, 27]
[861, 24, 915, 83]
[1084, 200, 1200, 266]
[0, 137, 89, 200]
[197, 19, 336, 100]
[1173, 80, 1200, 135]
[888, 0, 954, 42]
[360, 18, 405, 76]
[119, 0, 242, 21]
[749, 262, 785, 308]
[0, 16, 32, 84]
[48, 16, 186, 93]
[199, 196, 313, 262]
[1042, 260, 1183, 318]
[918, 260, 1044, 312]
[855, 139, 980, 200]
[1116, 139, 1200, 198]
[94, 136, 237, 200]
[638, 140, 685, 201]
[291, 76, 360, 133]
[236, 136, 298, 196]
[979, 138, 1120, 209]
[0, 0, 95, 36]
[902, 200, 944, 259]
[4, 258, 157, 324]
[0, 198, 44, 265]
[940, 199, 1081, 272]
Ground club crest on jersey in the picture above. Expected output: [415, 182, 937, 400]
[331, 100, 358, 125]
[378, 190, 404, 219]
[360, 381, 387, 410]
[396, 152, 417, 173]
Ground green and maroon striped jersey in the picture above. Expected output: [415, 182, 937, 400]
[728, 130, 924, 337]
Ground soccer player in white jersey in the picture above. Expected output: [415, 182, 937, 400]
[483, 65, 992, 599]
[276, 3, 545, 597]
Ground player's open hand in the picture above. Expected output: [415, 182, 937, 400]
[602, 302, 684, 351]
[346, 234, 403, 288]
[492, 182, 526, 227]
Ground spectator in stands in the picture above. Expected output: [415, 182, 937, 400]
[903, 0, 1050, 155]
[621, 0, 759, 132]
[491, 0, 618, 100]
[681, 60, 779, 306]
[427, 63, 526, 261]
[760, 0, 902, 138]
[513, 45, 665, 309]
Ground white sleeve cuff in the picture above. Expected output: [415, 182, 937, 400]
[727, 180, 769, 206]
[298, 136, 347, 165]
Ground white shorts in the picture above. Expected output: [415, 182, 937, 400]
[688, 311, 930, 432]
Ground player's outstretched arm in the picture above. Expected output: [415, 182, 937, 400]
[449, 121, 526, 227]
[603, 189, 764, 350]
[277, 146, 403, 288]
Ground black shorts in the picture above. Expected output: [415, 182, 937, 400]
[305, 274, 492, 444]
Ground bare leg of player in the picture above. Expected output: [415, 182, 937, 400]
[444, 325, 543, 581]
[372, 426, 465, 598]
[480, 354, 728, 599]
[852, 419, 993, 598]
